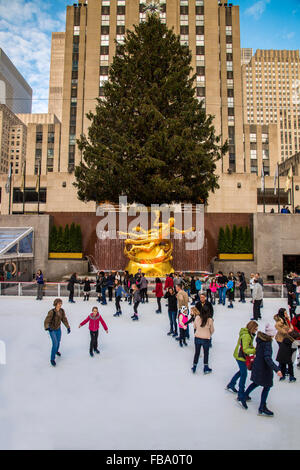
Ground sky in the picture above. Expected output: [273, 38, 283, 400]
[0, 0, 299, 113]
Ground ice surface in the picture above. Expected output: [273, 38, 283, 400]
[0, 296, 299, 450]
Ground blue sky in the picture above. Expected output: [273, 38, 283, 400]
[0, 0, 299, 113]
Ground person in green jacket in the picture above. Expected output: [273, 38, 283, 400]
[226, 321, 258, 405]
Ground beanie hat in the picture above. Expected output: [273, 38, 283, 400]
[265, 323, 276, 337]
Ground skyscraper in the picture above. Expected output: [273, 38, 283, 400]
[0, 48, 32, 114]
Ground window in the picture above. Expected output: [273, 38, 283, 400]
[117, 5, 125, 14]
[101, 5, 110, 14]
[36, 131, 43, 143]
[101, 25, 109, 34]
[180, 5, 188, 14]
[48, 132, 55, 144]
[13, 188, 47, 204]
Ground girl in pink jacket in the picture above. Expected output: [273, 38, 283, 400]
[79, 306, 108, 357]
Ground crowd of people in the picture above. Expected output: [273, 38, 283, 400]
[42, 269, 300, 417]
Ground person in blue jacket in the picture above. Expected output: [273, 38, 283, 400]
[113, 280, 126, 317]
[227, 276, 234, 308]
[36, 269, 44, 300]
[242, 323, 283, 416]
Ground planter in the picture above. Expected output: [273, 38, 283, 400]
[218, 253, 254, 260]
[49, 253, 83, 259]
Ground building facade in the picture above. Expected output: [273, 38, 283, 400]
[0, 104, 27, 175]
[48, 33, 66, 122]
[242, 49, 300, 162]
[0, 49, 32, 114]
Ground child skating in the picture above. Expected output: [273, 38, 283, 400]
[178, 306, 189, 347]
[131, 284, 141, 321]
[114, 280, 126, 317]
[79, 306, 108, 356]
[82, 277, 91, 301]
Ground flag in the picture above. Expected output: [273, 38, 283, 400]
[20, 161, 25, 192]
[274, 164, 278, 195]
[260, 165, 265, 193]
[5, 163, 12, 194]
[284, 167, 293, 192]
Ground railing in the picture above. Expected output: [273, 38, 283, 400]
[0, 281, 289, 298]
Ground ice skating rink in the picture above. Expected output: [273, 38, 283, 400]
[0, 297, 299, 450]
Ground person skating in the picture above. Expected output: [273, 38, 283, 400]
[178, 306, 189, 347]
[36, 269, 44, 300]
[227, 276, 235, 308]
[249, 273, 255, 303]
[153, 278, 163, 313]
[131, 284, 141, 321]
[237, 272, 247, 303]
[276, 330, 300, 382]
[176, 283, 190, 340]
[251, 279, 263, 320]
[44, 298, 71, 367]
[243, 324, 282, 416]
[228, 272, 237, 301]
[190, 305, 214, 374]
[114, 280, 126, 316]
[107, 272, 115, 302]
[291, 312, 300, 368]
[274, 308, 294, 346]
[208, 278, 218, 305]
[216, 271, 227, 306]
[226, 320, 258, 403]
[79, 306, 108, 356]
[101, 273, 109, 305]
[67, 272, 79, 303]
[82, 276, 91, 301]
[140, 273, 149, 303]
[95, 271, 103, 303]
[164, 287, 178, 337]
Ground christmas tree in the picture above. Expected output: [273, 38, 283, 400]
[74, 13, 227, 205]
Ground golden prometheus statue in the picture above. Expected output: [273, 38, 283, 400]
[119, 210, 194, 276]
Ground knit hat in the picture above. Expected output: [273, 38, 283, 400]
[180, 305, 188, 314]
[264, 323, 276, 337]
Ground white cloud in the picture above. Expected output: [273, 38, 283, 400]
[244, 0, 271, 20]
[0, 0, 66, 113]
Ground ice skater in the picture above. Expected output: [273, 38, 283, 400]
[276, 330, 300, 382]
[190, 305, 214, 374]
[79, 306, 108, 356]
[164, 286, 178, 337]
[178, 306, 189, 347]
[44, 298, 71, 367]
[131, 284, 141, 321]
[82, 276, 91, 301]
[114, 280, 126, 316]
[36, 269, 44, 300]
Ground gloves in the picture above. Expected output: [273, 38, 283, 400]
[67, 328, 71, 334]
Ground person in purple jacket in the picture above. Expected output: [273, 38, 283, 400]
[79, 306, 108, 357]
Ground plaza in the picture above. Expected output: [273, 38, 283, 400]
[0, 296, 298, 450]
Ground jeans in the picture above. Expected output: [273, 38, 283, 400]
[101, 287, 107, 304]
[168, 311, 177, 334]
[49, 328, 62, 362]
[193, 337, 210, 366]
[90, 330, 99, 353]
[37, 283, 43, 299]
[253, 299, 262, 319]
[69, 289, 74, 302]
[156, 297, 162, 312]
[133, 301, 140, 315]
[218, 287, 226, 305]
[141, 288, 148, 303]
[239, 288, 246, 302]
[115, 296, 121, 313]
[228, 359, 248, 401]
[245, 382, 270, 409]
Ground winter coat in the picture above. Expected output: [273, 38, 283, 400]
[250, 332, 280, 388]
[164, 291, 177, 312]
[226, 280, 234, 291]
[193, 316, 214, 339]
[276, 335, 300, 364]
[176, 289, 189, 309]
[238, 274, 247, 290]
[82, 280, 91, 292]
[178, 312, 189, 330]
[80, 313, 108, 332]
[291, 314, 300, 334]
[115, 285, 126, 297]
[44, 308, 70, 331]
[102, 277, 109, 288]
[95, 276, 102, 293]
[107, 275, 115, 287]
[195, 280, 202, 291]
[233, 328, 256, 362]
[36, 274, 44, 285]
[217, 275, 228, 287]
[67, 274, 78, 292]
[164, 276, 174, 290]
[252, 283, 263, 301]
[153, 283, 163, 298]
[274, 314, 293, 343]
[190, 278, 196, 294]
[140, 277, 148, 289]
[209, 281, 217, 293]
[195, 300, 214, 319]
[133, 289, 141, 303]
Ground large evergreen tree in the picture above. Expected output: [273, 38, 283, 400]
[74, 13, 227, 205]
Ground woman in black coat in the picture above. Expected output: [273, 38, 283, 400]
[237, 271, 247, 303]
[243, 324, 282, 416]
[67, 273, 79, 303]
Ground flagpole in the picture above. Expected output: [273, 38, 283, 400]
[22, 161, 26, 215]
[292, 174, 295, 214]
[37, 159, 41, 215]
[8, 162, 13, 215]
[263, 164, 265, 213]
[277, 164, 280, 213]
